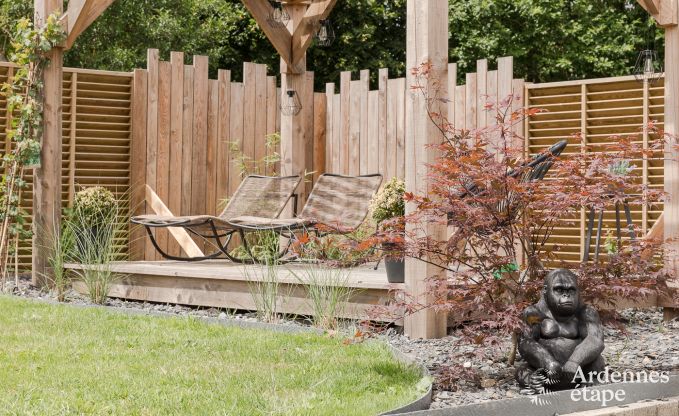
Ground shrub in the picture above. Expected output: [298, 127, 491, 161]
[371, 62, 674, 388]
[370, 177, 405, 223]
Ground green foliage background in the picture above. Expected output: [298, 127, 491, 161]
[0, 0, 663, 88]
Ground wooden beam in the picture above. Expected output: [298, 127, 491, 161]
[241, 0, 298, 72]
[291, 0, 337, 67]
[64, 0, 115, 49]
[404, 0, 449, 339]
[636, 0, 678, 26]
[145, 185, 204, 258]
[665, 25, 679, 282]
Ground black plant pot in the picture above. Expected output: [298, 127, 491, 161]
[385, 258, 405, 284]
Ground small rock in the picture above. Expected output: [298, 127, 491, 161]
[463, 361, 472, 368]
[480, 379, 496, 388]
[218, 312, 227, 319]
[642, 356, 652, 365]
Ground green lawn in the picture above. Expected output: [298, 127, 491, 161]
[0, 296, 424, 416]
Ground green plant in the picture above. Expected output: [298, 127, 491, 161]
[242, 259, 288, 323]
[66, 187, 127, 304]
[370, 177, 405, 223]
[0, 14, 65, 288]
[290, 264, 357, 330]
[229, 132, 281, 178]
[229, 230, 281, 263]
[42, 214, 74, 302]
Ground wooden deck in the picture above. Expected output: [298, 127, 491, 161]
[65, 261, 404, 322]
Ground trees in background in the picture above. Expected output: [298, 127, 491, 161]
[0, 0, 661, 87]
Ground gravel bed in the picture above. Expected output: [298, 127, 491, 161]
[7, 275, 679, 409]
[386, 309, 679, 408]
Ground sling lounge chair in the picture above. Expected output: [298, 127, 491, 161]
[130, 174, 302, 262]
[226, 173, 383, 261]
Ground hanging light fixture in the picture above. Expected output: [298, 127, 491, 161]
[634, 19, 663, 84]
[281, 90, 302, 116]
[634, 49, 663, 84]
[267, 1, 289, 28]
[314, 19, 335, 47]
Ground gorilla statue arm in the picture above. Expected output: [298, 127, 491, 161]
[517, 305, 563, 374]
[562, 305, 605, 374]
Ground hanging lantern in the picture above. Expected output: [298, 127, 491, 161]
[314, 19, 335, 47]
[267, 1, 289, 28]
[281, 90, 302, 116]
[634, 49, 663, 84]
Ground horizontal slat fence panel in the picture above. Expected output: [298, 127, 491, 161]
[0, 63, 133, 270]
[526, 76, 665, 265]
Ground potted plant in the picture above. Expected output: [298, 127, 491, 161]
[370, 177, 406, 283]
[70, 186, 118, 261]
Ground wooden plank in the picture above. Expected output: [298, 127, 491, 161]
[180, 65, 194, 222]
[367, 90, 379, 174]
[386, 78, 399, 180]
[129, 69, 147, 261]
[349, 80, 361, 175]
[217, 70, 231, 210]
[156, 61, 171, 256]
[191, 55, 209, 219]
[378, 68, 388, 176]
[144, 185, 204, 258]
[67, 72, 78, 205]
[476, 59, 487, 129]
[325, 83, 334, 172]
[206, 79, 219, 216]
[313, 93, 326, 181]
[145, 49, 159, 260]
[487, 69, 498, 153]
[168, 52, 184, 257]
[229, 82, 244, 196]
[253, 64, 268, 172]
[332, 93, 341, 173]
[303, 71, 315, 195]
[497, 56, 514, 109]
[512, 78, 525, 146]
[242, 62, 256, 161]
[395, 78, 406, 179]
[447, 63, 457, 129]
[340, 71, 351, 174]
[265, 75, 277, 176]
[455, 84, 465, 130]
[359, 69, 369, 174]
[465, 72, 477, 131]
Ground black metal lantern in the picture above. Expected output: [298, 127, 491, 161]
[267, 1, 289, 28]
[314, 19, 335, 47]
[281, 90, 302, 116]
[634, 49, 663, 84]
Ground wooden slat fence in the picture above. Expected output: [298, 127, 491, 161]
[130, 50, 327, 261]
[0, 63, 133, 270]
[324, 57, 524, 179]
[526, 76, 665, 264]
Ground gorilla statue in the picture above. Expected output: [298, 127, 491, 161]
[515, 269, 605, 392]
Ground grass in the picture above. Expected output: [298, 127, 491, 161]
[0, 296, 424, 415]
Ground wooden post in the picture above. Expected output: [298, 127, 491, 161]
[404, 0, 448, 339]
[664, 24, 679, 313]
[280, 3, 307, 207]
[32, 0, 64, 286]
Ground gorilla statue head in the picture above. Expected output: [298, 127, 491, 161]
[542, 269, 580, 317]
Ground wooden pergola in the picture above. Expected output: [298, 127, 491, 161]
[33, 0, 679, 338]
